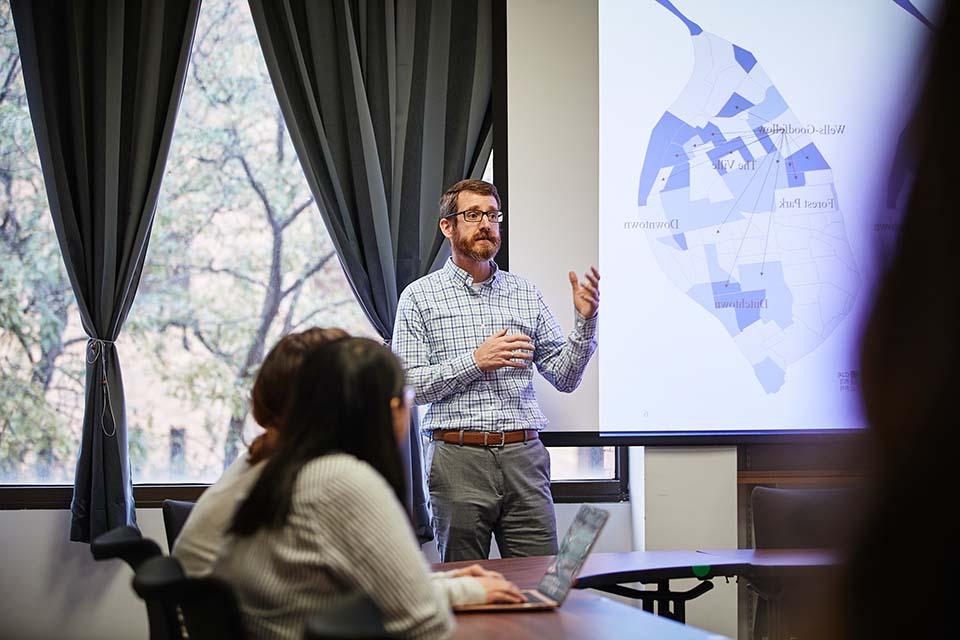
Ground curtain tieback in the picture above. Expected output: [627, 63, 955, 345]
[86, 338, 118, 437]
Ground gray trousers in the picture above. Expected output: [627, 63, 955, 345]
[425, 437, 558, 561]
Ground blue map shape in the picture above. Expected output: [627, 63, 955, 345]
[631, 0, 863, 392]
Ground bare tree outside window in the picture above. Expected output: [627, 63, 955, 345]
[122, 0, 375, 481]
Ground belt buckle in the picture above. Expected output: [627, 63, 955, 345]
[494, 430, 506, 449]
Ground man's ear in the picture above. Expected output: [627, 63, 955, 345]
[439, 217, 454, 239]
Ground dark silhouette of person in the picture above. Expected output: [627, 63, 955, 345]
[844, 2, 957, 638]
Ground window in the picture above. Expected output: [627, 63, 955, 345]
[547, 445, 629, 503]
[0, 0, 374, 485]
[0, 4, 85, 484]
[123, 0, 374, 482]
[549, 447, 617, 480]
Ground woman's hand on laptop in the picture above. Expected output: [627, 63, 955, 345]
[450, 564, 505, 580]
[476, 577, 525, 604]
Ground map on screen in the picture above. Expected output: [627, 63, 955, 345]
[600, 0, 934, 430]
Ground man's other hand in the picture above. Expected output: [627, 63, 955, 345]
[473, 329, 534, 372]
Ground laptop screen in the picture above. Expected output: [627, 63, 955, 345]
[536, 505, 610, 603]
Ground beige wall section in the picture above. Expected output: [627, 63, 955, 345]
[0, 509, 167, 640]
[506, 0, 600, 431]
[644, 448, 739, 638]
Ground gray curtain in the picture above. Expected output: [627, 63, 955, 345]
[248, 0, 493, 540]
[11, 0, 200, 542]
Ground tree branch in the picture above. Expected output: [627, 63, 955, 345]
[195, 262, 267, 289]
[190, 323, 235, 363]
[281, 286, 302, 336]
[158, 319, 234, 363]
[290, 298, 361, 332]
[279, 196, 315, 230]
[275, 107, 285, 165]
[232, 150, 278, 229]
[62, 336, 88, 350]
[0, 52, 20, 105]
[280, 250, 337, 300]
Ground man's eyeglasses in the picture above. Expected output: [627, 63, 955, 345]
[444, 209, 504, 224]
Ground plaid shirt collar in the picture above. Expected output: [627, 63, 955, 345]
[442, 256, 501, 288]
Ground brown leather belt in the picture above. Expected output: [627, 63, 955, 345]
[431, 429, 539, 447]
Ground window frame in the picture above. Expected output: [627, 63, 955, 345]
[545, 442, 630, 504]
[0, 484, 207, 510]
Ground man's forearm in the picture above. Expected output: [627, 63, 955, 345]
[407, 351, 484, 404]
[539, 313, 598, 393]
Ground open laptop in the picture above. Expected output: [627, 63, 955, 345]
[453, 504, 609, 612]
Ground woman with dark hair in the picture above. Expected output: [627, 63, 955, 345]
[214, 337, 523, 640]
[172, 327, 349, 576]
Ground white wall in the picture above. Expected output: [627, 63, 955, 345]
[507, 0, 600, 432]
[644, 448, 739, 638]
[0, 509, 166, 640]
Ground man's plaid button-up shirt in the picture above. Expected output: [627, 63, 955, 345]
[392, 258, 598, 433]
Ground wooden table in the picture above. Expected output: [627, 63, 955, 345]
[448, 590, 726, 639]
[436, 548, 840, 636]
[435, 556, 729, 640]
[440, 551, 743, 623]
[697, 548, 841, 571]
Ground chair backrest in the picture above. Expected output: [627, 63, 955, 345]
[751, 486, 859, 549]
[133, 555, 246, 640]
[304, 594, 393, 639]
[91, 525, 163, 571]
[161, 499, 195, 550]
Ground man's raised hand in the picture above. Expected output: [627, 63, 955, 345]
[569, 266, 600, 318]
[473, 328, 535, 372]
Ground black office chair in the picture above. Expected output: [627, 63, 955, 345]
[133, 555, 247, 640]
[161, 499, 195, 550]
[91, 525, 163, 571]
[751, 486, 858, 549]
[750, 486, 858, 640]
[303, 594, 394, 639]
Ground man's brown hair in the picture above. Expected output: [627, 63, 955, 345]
[439, 179, 501, 220]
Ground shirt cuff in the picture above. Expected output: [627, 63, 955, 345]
[430, 570, 459, 581]
[457, 350, 484, 382]
[430, 573, 487, 606]
[449, 577, 487, 606]
[574, 310, 599, 338]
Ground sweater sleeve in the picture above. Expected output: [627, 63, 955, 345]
[429, 572, 486, 607]
[310, 464, 456, 640]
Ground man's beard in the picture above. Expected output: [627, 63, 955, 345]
[453, 225, 500, 261]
